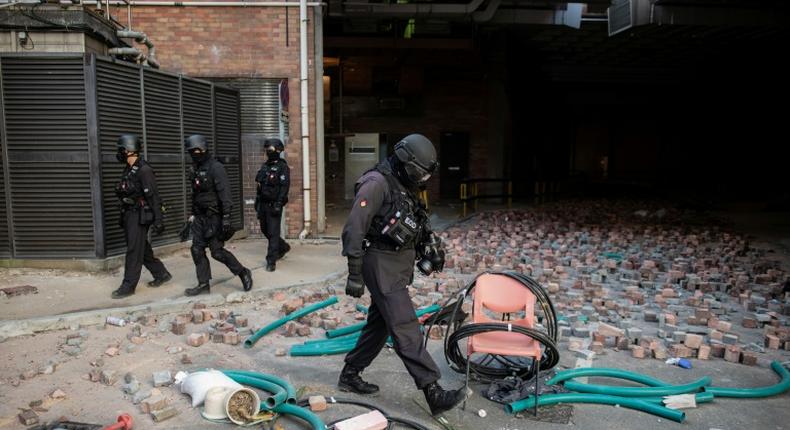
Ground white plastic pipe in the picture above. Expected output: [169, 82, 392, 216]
[297, 0, 311, 240]
[314, 6, 325, 233]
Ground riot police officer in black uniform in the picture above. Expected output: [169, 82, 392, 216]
[183, 134, 253, 296]
[111, 135, 171, 299]
[339, 134, 464, 416]
[255, 138, 291, 272]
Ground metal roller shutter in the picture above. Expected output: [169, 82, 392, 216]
[215, 79, 286, 136]
[1, 57, 94, 258]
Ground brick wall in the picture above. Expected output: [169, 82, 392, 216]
[123, 5, 320, 237]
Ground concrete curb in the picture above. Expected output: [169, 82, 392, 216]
[0, 268, 347, 342]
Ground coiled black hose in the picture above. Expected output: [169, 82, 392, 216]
[446, 322, 560, 379]
[425, 271, 559, 381]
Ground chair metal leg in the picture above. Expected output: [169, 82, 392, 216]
[463, 354, 471, 411]
[534, 356, 541, 417]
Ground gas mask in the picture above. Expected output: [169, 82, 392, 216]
[416, 231, 446, 276]
[265, 146, 279, 160]
[190, 149, 209, 164]
[116, 149, 129, 164]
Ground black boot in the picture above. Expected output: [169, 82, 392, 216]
[111, 286, 135, 299]
[184, 283, 210, 296]
[239, 268, 253, 291]
[422, 382, 465, 416]
[338, 364, 379, 395]
[277, 242, 291, 260]
[265, 262, 276, 272]
[147, 272, 172, 288]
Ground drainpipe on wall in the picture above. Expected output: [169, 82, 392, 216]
[314, 6, 326, 234]
[298, 0, 312, 240]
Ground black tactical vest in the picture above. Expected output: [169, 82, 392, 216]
[256, 160, 287, 202]
[363, 163, 422, 249]
[190, 163, 219, 211]
[116, 163, 144, 207]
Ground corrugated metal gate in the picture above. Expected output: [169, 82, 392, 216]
[214, 79, 287, 137]
[0, 53, 242, 260]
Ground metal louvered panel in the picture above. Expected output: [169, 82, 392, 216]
[96, 59, 143, 256]
[215, 79, 285, 136]
[96, 61, 142, 152]
[144, 70, 184, 246]
[0, 54, 243, 260]
[214, 87, 243, 229]
[2, 58, 88, 152]
[0, 150, 8, 258]
[100, 162, 125, 256]
[1, 56, 94, 258]
[182, 78, 214, 150]
[9, 162, 94, 257]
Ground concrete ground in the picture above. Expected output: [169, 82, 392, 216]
[1, 291, 788, 430]
[1, 204, 790, 430]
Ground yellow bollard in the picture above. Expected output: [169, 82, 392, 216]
[419, 190, 429, 210]
[460, 183, 467, 217]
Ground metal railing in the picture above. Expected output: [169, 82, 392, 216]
[459, 178, 512, 217]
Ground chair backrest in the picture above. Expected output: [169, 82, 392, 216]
[473, 273, 536, 328]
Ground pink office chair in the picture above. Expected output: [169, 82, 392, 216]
[465, 273, 543, 414]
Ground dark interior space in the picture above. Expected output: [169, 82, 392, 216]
[507, 21, 790, 209]
[322, 1, 790, 212]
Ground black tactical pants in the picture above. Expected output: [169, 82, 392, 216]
[344, 248, 441, 389]
[259, 204, 288, 264]
[190, 213, 245, 284]
[121, 210, 168, 291]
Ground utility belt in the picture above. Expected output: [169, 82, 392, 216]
[364, 238, 415, 252]
[120, 198, 154, 225]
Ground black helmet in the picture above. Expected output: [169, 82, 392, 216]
[117, 134, 141, 153]
[184, 134, 208, 152]
[264, 138, 285, 153]
[393, 134, 438, 185]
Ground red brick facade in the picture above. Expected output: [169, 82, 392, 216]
[122, 5, 320, 237]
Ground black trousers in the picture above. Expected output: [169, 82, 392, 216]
[259, 204, 288, 264]
[190, 213, 245, 284]
[344, 248, 441, 389]
[121, 210, 168, 290]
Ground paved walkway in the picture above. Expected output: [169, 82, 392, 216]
[0, 238, 345, 322]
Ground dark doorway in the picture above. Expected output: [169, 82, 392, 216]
[439, 131, 469, 200]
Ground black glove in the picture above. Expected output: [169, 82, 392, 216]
[117, 212, 125, 229]
[152, 222, 165, 236]
[220, 214, 236, 241]
[345, 257, 365, 298]
[272, 202, 282, 215]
